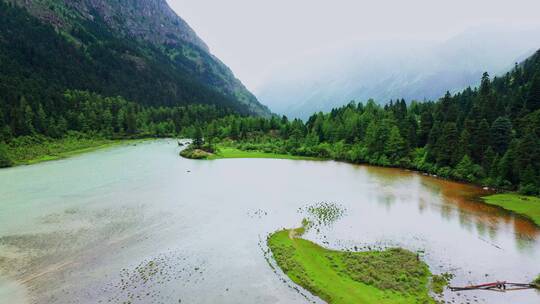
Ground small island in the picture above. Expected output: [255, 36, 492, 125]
[179, 130, 318, 161]
[267, 220, 449, 304]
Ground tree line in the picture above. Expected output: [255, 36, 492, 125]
[194, 51, 540, 195]
[0, 90, 234, 167]
[1, 90, 231, 140]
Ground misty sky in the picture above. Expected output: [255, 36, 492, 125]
[167, 0, 540, 91]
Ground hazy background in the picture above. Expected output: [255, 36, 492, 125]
[168, 0, 540, 117]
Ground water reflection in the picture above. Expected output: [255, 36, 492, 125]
[343, 162, 539, 253]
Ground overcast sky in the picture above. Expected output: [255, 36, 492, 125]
[167, 0, 540, 91]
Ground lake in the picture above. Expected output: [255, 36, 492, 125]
[0, 139, 539, 303]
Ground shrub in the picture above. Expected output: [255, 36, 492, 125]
[519, 183, 539, 196]
[436, 167, 452, 178]
[0, 142, 13, 168]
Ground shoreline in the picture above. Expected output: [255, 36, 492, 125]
[5, 137, 156, 167]
[482, 194, 540, 227]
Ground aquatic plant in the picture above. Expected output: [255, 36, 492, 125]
[431, 273, 454, 294]
[299, 202, 347, 227]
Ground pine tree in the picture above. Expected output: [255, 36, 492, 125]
[385, 126, 407, 163]
[418, 111, 433, 147]
[472, 119, 490, 162]
[126, 105, 137, 135]
[526, 69, 540, 112]
[437, 122, 459, 166]
[13, 97, 35, 135]
[482, 147, 496, 173]
[514, 130, 540, 182]
[453, 155, 475, 181]
[519, 165, 538, 195]
[457, 129, 472, 161]
[35, 103, 47, 134]
[490, 116, 512, 154]
[193, 126, 204, 148]
[102, 109, 113, 135]
[480, 72, 491, 96]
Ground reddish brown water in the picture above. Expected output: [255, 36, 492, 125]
[0, 140, 538, 303]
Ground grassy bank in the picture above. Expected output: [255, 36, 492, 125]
[5, 136, 150, 166]
[267, 223, 445, 304]
[208, 147, 319, 160]
[482, 194, 540, 226]
[180, 145, 320, 161]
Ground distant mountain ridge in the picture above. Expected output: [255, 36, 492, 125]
[257, 27, 540, 119]
[2, 0, 270, 116]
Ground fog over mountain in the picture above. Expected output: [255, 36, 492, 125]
[255, 27, 540, 119]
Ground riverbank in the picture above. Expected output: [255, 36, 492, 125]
[4, 136, 152, 166]
[482, 194, 540, 226]
[267, 222, 447, 304]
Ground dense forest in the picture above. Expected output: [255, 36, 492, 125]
[190, 50, 540, 195]
[0, 89, 234, 166]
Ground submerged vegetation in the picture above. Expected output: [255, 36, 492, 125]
[430, 273, 454, 295]
[299, 202, 347, 227]
[483, 194, 540, 226]
[267, 221, 445, 304]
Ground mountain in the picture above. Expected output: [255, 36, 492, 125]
[0, 0, 270, 116]
[256, 27, 540, 119]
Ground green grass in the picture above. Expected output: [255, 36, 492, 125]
[207, 146, 319, 161]
[534, 274, 540, 285]
[268, 223, 441, 304]
[6, 136, 150, 166]
[482, 194, 540, 226]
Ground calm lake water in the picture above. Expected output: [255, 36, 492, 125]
[0, 139, 539, 303]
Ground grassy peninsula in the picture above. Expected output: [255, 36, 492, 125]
[180, 144, 319, 161]
[267, 222, 447, 304]
[482, 194, 540, 226]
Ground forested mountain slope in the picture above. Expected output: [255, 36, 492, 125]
[0, 0, 269, 139]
